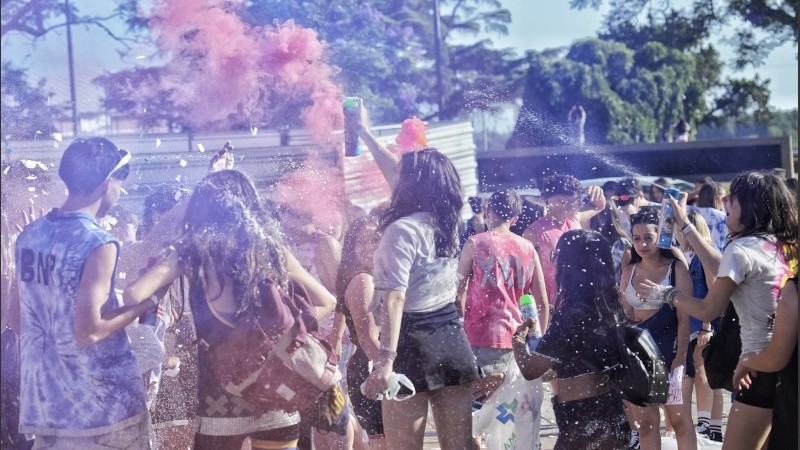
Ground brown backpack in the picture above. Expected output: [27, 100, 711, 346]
[200, 281, 341, 414]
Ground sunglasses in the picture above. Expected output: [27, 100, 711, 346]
[104, 149, 131, 182]
[612, 194, 632, 202]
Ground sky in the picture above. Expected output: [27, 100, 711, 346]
[2, 0, 797, 123]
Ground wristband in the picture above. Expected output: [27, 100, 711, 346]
[378, 348, 398, 361]
[147, 295, 160, 308]
[698, 329, 712, 334]
[662, 287, 679, 308]
[681, 223, 695, 237]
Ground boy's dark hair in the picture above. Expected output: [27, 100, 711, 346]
[602, 180, 619, 195]
[696, 182, 722, 208]
[58, 138, 129, 196]
[487, 190, 522, 221]
[695, 176, 713, 186]
[468, 196, 483, 214]
[510, 197, 546, 236]
[541, 174, 582, 199]
[615, 178, 642, 206]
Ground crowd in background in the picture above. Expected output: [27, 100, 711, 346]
[1, 99, 797, 450]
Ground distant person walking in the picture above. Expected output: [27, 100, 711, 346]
[568, 105, 587, 145]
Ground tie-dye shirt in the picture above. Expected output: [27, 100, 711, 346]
[718, 235, 798, 354]
[463, 232, 537, 349]
[15, 210, 146, 436]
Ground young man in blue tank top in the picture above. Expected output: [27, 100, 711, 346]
[12, 138, 158, 448]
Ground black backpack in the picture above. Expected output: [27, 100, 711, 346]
[605, 322, 669, 407]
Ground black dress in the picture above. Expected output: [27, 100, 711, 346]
[534, 305, 630, 450]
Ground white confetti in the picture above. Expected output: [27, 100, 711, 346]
[155, 139, 162, 148]
[197, 143, 206, 153]
[250, 127, 258, 136]
[118, 272, 127, 280]
[179, 159, 188, 168]
[21, 159, 48, 170]
[176, 175, 182, 182]
[135, 55, 146, 60]
[25, 175, 37, 180]
[52, 133, 63, 142]
[28, 186, 36, 192]
[3, 166, 10, 175]
[120, 187, 129, 195]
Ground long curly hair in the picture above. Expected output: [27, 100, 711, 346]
[378, 149, 463, 258]
[177, 170, 287, 316]
[554, 230, 624, 324]
[728, 171, 798, 254]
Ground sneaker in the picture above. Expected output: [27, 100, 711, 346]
[708, 431, 723, 442]
[695, 421, 709, 435]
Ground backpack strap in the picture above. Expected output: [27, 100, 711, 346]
[668, 260, 677, 287]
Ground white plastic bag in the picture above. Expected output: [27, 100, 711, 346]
[126, 322, 165, 375]
[473, 360, 544, 450]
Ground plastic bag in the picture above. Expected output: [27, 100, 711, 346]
[472, 360, 543, 450]
[126, 322, 165, 375]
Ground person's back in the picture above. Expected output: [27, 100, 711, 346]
[464, 231, 536, 348]
[16, 212, 145, 433]
[14, 138, 150, 443]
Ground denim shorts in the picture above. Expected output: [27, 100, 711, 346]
[32, 414, 153, 450]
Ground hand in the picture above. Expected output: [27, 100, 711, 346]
[166, 356, 180, 369]
[584, 185, 605, 210]
[696, 330, 712, 348]
[670, 357, 686, 375]
[472, 372, 505, 401]
[356, 98, 371, 135]
[669, 193, 689, 228]
[364, 360, 392, 401]
[733, 360, 757, 391]
[511, 319, 534, 353]
[635, 279, 668, 302]
[208, 141, 235, 173]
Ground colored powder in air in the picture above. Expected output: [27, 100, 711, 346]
[394, 117, 428, 153]
[147, 0, 343, 140]
[273, 154, 345, 230]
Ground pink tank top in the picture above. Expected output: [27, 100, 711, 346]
[528, 217, 581, 306]
[464, 232, 538, 349]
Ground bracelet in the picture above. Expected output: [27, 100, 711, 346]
[698, 329, 712, 334]
[661, 287, 679, 308]
[681, 223, 695, 237]
[378, 348, 397, 361]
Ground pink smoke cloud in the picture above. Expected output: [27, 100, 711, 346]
[148, 0, 343, 140]
[272, 154, 346, 230]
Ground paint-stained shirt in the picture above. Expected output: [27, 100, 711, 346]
[15, 210, 146, 436]
[463, 232, 538, 349]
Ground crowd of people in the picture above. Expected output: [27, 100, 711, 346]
[1, 98, 797, 450]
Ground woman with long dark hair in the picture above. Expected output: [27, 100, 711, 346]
[335, 214, 386, 449]
[643, 171, 798, 449]
[620, 210, 696, 450]
[363, 149, 480, 449]
[512, 230, 630, 449]
[124, 170, 336, 450]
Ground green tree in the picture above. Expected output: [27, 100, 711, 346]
[569, 0, 797, 69]
[507, 38, 708, 147]
[1, 63, 66, 140]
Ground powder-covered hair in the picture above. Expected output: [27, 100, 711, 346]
[554, 229, 624, 323]
[379, 149, 463, 258]
[178, 170, 287, 317]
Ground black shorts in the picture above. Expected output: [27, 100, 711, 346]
[733, 370, 778, 409]
[393, 303, 480, 393]
[551, 391, 630, 449]
[346, 349, 384, 437]
[686, 339, 697, 379]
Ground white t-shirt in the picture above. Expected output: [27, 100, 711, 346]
[717, 235, 795, 354]
[373, 212, 458, 313]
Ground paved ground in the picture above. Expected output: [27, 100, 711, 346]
[422, 381, 731, 449]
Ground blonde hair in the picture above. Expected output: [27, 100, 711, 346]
[677, 210, 713, 252]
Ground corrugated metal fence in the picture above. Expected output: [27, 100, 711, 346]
[1, 120, 478, 217]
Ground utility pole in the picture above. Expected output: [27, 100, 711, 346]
[432, 0, 446, 120]
[65, 0, 78, 136]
